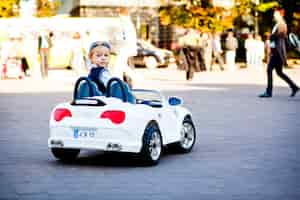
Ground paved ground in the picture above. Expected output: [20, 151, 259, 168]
[1, 65, 300, 93]
[0, 67, 300, 199]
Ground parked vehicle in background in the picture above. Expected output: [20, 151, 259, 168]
[131, 40, 175, 69]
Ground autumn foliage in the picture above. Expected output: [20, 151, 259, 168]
[0, 0, 60, 18]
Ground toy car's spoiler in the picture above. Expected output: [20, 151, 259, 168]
[71, 98, 106, 106]
[71, 77, 106, 106]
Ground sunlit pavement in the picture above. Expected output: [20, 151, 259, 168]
[1, 65, 300, 93]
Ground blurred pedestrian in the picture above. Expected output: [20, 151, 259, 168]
[202, 32, 213, 71]
[178, 29, 201, 80]
[70, 32, 86, 75]
[253, 35, 265, 70]
[210, 32, 224, 71]
[196, 31, 206, 72]
[201, 32, 213, 71]
[113, 7, 141, 87]
[259, 9, 299, 98]
[38, 30, 52, 78]
[177, 30, 189, 71]
[245, 33, 256, 68]
[225, 31, 238, 71]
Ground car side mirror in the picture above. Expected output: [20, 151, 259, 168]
[168, 97, 182, 106]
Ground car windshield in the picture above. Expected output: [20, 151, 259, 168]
[132, 89, 163, 103]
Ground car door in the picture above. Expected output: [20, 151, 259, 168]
[158, 103, 179, 144]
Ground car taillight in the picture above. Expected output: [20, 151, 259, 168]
[100, 110, 125, 124]
[54, 108, 72, 122]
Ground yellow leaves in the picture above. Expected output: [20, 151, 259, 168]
[0, 0, 61, 18]
[159, 11, 172, 25]
[190, 6, 206, 15]
[221, 17, 233, 29]
[293, 12, 300, 19]
[160, 2, 232, 31]
[256, 1, 278, 12]
[0, 0, 19, 18]
[36, 0, 61, 17]
[160, 6, 192, 27]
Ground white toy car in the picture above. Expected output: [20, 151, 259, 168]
[48, 77, 196, 165]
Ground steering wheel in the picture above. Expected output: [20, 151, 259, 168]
[106, 77, 127, 102]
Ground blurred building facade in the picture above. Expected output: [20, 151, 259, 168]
[59, 0, 163, 47]
[16, 0, 236, 50]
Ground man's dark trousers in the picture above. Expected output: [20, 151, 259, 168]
[266, 51, 298, 95]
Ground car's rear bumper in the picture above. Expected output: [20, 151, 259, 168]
[48, 126, 142, 153]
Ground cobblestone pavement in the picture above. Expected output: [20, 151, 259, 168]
[0, 67, 299, 200]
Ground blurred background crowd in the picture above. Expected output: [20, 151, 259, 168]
[0, 0, 299, 80]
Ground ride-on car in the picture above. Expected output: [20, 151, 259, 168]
[48, 77, 196, 165]
[131, 40, 175, 69]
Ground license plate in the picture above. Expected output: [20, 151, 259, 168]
[73, 128, 96, 139]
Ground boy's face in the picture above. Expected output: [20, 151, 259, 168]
[89, 46, 110, 67]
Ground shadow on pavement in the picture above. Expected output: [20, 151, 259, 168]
[48, 145, 195, 168]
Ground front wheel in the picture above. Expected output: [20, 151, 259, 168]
[175, 117, 196, 153]
[51, 148, 80, 162]
[140, 122, 162, 165]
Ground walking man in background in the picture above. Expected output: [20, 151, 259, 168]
[259, 9, 299, 98]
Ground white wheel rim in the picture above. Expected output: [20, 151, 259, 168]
[180, 122, 195, 149]
[145, 57, 157, 69]
[149, 131, 161, 161]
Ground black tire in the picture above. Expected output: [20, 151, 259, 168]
[51, 148, 80, 162]
[140, 122, 162, 165]
[174, 117, 196, 153]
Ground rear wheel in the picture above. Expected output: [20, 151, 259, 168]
[140, 122, 162, 165]
[51, 148, 80, 162]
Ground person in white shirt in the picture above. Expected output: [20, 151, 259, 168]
[113, 7, 141, 87]
[245, 33, 256, 68]
[211, 33, 224, 71]
[254, 35, 265, 70]
[70, 32, 86, 75]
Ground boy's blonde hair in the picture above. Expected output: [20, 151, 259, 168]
[88, 41, 111, 58]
